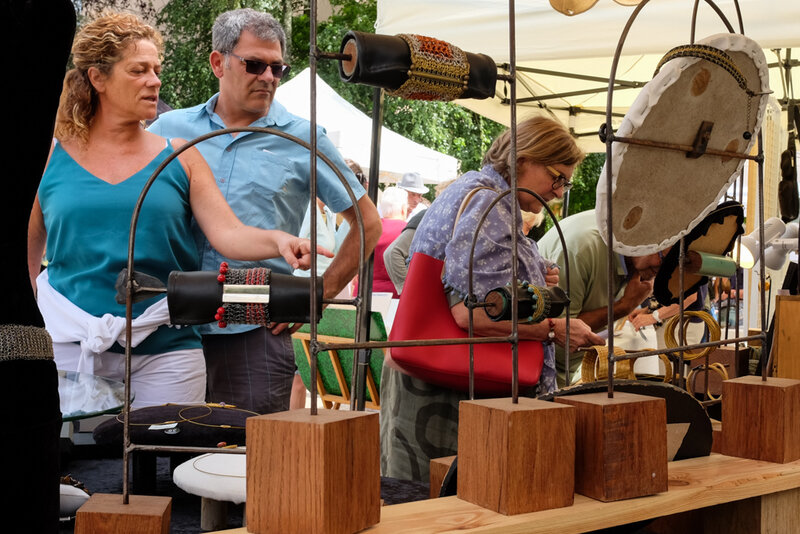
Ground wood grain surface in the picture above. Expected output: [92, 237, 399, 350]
[457, 398, 575, 515]
[209, 454, 800, 534]
[246, 410, 380, 533]
[75, 493, 171, 534]
[555, 392, 667, 501]
[722, 375, 800, 463]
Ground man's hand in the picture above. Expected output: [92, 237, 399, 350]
[620, 273, 654, 312]
[544, 264, 560, 287]
[629, 312, 657, 331]
[269, 321, 303, 335]
[278, 235, 333, 270]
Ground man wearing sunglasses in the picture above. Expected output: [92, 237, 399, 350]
[538, 209, 666, 386]
[150, 8, 381, 415]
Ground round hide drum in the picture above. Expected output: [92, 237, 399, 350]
[597, 33, 769, 255]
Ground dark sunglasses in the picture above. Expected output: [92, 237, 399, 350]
[545, 165, 573, 191]
[229, 53, 290, 79]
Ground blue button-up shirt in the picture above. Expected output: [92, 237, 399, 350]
[149, 94, 365, 334]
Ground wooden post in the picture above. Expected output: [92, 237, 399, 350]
[555, 392, 667, 502]
[721, 375, 800, 463]
[457, 398, 575, 515]
[774, 295, 800, 379]
[429, 455, 456, 499]
[246, 409, 380, 534]
[75, 493, 171, 534]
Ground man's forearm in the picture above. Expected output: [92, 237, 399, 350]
[322, 196, 381, 298]
[577, 297, 640, 331]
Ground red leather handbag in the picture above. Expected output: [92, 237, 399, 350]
[388, 251, 544, 394]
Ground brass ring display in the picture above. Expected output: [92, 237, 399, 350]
[663, 311, 720, 361]
[687, 362, 729, 401]
[581, 345, 636, 382]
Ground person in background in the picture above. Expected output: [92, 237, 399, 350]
[383, 179, 454, 295]
[149, 8, 381, 414]
[372, 187, 408, 298]
[381, 117, 603, 481]
[28, 12, 322, 409]
[397, 171, 429, 221]
[538, 209, 665, 386]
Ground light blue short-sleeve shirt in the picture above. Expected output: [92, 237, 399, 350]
[149, 94, 365, 334]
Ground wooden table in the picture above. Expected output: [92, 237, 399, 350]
[209, 453, 800, 534]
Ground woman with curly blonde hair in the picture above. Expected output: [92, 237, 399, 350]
[28, 12, 326, 407]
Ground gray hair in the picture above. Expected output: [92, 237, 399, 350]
[378, 187, 408, 219]
[212, 8, 286, 56]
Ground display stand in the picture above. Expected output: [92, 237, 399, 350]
[246, 410, 380, 534]
[76, 493, 171, 534]
[458, 398, 575, 515]
[555, 392, 667, 501]
[721, 375, 800, 463]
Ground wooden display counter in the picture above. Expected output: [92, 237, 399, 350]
[209, 453, 800, 534]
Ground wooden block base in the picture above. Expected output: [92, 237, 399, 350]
[457, 397, 575, 515]
[774, 295, 800, 379]
[721, 375, 800, 463]
[75, 493, 171, 534]
[429, 455, 456, 499]
[246, 409, 380, 534]
[555, 391, 667, 502]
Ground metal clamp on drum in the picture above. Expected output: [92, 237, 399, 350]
[484, 282, 568, 323]
[167, 265, 324, 327]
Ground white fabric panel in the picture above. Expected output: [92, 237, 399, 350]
[278, 68, 459, 183]
[376, 0, 800, 152]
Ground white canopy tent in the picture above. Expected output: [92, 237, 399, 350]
[278, 68, 459, 183]
[375, 0, 800, 152]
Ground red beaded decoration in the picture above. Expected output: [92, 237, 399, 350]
[217, 262, 228, 283]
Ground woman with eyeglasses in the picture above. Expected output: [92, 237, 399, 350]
[27, 13, 327, 408]
[380, 116, 604, 481]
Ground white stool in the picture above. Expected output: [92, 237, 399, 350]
[173, 451, 246, 531]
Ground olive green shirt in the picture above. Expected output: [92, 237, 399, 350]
[537, 209, 628, 384]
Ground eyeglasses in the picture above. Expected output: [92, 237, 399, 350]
[228, 53, 291, 79]
[545, 166, 573, 191]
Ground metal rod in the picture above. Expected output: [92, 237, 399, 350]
[317, 52, 352, 61]
[320, 335, 519, 352]
[309, 0, 320, 416]
[512, 65, 645, 88]
[128, 444, 247, 455]
[121, 125, 363, 490]
[585, 333, 765, 362]
[677, 238, 686, 390]
[702, 0, 737, 34]
[690, 0, 700, 44]
[508, 0, 519, 404]
[603, 0, 651, 398]
[351, 87, 384, 411]
[610, 134, 760, 161]
[758, 131, 768, 381]
[512, 84, 642, 104]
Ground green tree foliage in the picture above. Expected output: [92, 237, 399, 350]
[567, 152, 605, 216]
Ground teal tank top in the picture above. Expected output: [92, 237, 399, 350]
[39, 141, 201, 354]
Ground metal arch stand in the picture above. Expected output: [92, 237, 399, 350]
[120, 126, 367, 504]
[599, 0, 768, 399]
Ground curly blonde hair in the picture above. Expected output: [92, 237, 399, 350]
[55, 12, 163, 144]
[483, 116, 584, 182]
